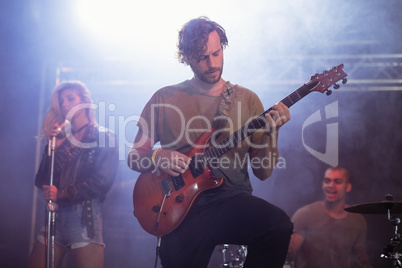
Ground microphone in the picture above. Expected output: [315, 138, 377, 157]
[56, 119, 70, 137]
[56, 119, 70, 140]
[49, 120, 70, 155]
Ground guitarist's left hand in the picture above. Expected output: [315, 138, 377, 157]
[265, 102, 291, 133]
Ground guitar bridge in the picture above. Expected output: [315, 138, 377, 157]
[160, 177, 173, 196]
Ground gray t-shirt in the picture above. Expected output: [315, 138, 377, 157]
[292, 201, 367, 268]
[138, 80, 269, 206]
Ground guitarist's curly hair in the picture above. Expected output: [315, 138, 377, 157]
[177, 16, 228, 65]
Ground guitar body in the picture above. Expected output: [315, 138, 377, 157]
[133, 129, 225, 236]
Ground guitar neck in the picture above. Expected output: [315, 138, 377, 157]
[202, 80, 319, 162]
[278, 80, 319, 109]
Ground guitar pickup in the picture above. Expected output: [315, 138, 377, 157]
[171, 174, 185, 191]
[189, 155, 205, 178]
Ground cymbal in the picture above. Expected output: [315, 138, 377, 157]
[345, 201, 402, 214]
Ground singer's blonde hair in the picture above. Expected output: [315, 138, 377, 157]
[41, 81, 96, 139]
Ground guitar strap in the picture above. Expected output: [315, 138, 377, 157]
[212, 81, 236, 136]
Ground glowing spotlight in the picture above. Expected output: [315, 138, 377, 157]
[75, 0, 143, 43]
[73, 0, 196, 54]
[73, 0, 241, 53]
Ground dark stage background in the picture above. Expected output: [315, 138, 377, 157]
[1, 1, 402, 267]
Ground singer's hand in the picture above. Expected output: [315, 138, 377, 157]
[50, 122, 67, 148]
[51, 122, 66, 137]
[43, 185, 58, 202]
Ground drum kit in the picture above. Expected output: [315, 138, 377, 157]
[217, 194, 402, 268]
[345, 194, 402, 268]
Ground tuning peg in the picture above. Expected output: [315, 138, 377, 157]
[326, 89, 332, 96]
[333, 83, 340, 90]
[342, 78, 347, 84]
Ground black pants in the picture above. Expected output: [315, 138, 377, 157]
[159, 193, 293, 268]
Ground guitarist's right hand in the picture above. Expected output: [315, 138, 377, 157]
[154, 149, 191, 177]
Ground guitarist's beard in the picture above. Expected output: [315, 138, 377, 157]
[191, 66, 223, 84]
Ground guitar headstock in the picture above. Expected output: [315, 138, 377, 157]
[309, 64, 348, 95]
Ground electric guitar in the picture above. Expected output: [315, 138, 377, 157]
[133, 64, 348, 236]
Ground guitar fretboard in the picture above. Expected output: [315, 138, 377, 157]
[200, 80, 320, 165]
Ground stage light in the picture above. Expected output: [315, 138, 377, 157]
[73, 0, 215, 56]
[74, 0, 145, 45]
[72, 0, 247, 57]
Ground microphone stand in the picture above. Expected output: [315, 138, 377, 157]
[46, 136, 58, 268]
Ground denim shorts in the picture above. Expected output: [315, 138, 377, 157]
[38, 198, 104, 249]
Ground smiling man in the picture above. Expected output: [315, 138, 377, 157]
[288, 166, 372, 268]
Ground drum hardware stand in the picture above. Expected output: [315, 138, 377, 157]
[46, 136, 58, 268]
[381, 202, 402, 267]
[219, 244, 248, 268]
[345, 194, 402, 268]
[220, 244, 230, 267]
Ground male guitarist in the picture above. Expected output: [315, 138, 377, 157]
[128, 16, 292, 268]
